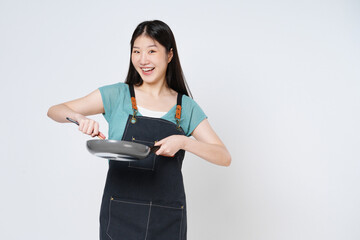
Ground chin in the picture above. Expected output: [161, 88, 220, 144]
[141, 79, 159, 85]
[139, 75, 160, 84]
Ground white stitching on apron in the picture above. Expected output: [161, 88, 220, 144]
[128, 136, 157, 170]
[111, 198, 184, 209]
[179, 208, 184, 240]
[111, 199, 150, 206]
[152, 204, 183, 210]
[106, 197, 113, 239]
[144, 201, 152, 240]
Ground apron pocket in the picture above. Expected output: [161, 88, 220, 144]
[106, 197, 151, 240]
[129, 138, 157, 171]
[147, 203, 184, 240]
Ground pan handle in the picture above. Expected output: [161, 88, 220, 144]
[66, 117, 106, 140]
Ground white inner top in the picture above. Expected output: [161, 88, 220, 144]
[137, 105, 167, 118]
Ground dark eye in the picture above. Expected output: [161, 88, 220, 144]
[133, 50, 139, 53]
[149, 50, 156, 53]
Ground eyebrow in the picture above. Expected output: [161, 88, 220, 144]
[133, 44, 158, 49]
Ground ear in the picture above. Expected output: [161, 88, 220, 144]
[167, 48, 174, 63]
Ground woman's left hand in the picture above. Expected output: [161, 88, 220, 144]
[154, 135, 186, 157]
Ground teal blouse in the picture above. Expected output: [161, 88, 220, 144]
[99, 82, 207, 140]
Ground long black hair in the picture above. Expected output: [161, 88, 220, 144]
[125, 20, 192, 98]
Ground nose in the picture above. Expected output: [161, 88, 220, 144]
[139, 52, 149, 65]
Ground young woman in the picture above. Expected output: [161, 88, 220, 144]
[47, 20, 231, 240]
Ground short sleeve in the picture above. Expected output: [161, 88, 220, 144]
[181, 96, 208, 136]
[98, 83, 121, 122]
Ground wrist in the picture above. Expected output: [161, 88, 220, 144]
[74, 113, 85, 122]
[181, 135, 191, 150]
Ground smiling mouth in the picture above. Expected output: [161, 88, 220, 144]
[141, 67, 155, 72]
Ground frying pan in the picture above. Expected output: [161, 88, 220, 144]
[66, 117, 160, 161]
[86, 139, 159, 161]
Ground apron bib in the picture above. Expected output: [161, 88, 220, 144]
[99, 84, 187, 240]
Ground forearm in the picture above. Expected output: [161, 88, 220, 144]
[182, 136, 231, 167]
[47, 104, 83, 123]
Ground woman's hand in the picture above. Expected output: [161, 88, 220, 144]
[75, 115, 101, 138]
[154, 135, 186, 157]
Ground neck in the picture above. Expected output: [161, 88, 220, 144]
[137, 79, 171, 97]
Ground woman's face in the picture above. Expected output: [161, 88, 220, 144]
[131, 34, 173, 85]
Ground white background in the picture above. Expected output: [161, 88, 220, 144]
[1, 0, 359, 239]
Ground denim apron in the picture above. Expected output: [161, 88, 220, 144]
[99, 84, 187, 240]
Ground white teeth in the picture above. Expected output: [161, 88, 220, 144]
[142, 67, 154, 72]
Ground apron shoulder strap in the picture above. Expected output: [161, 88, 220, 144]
[175, 93, 183, 128]
[128, 84, 138, 124]
[129, 84, 138, 111]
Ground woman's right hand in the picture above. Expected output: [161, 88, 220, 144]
[75, 114, 101, 138]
